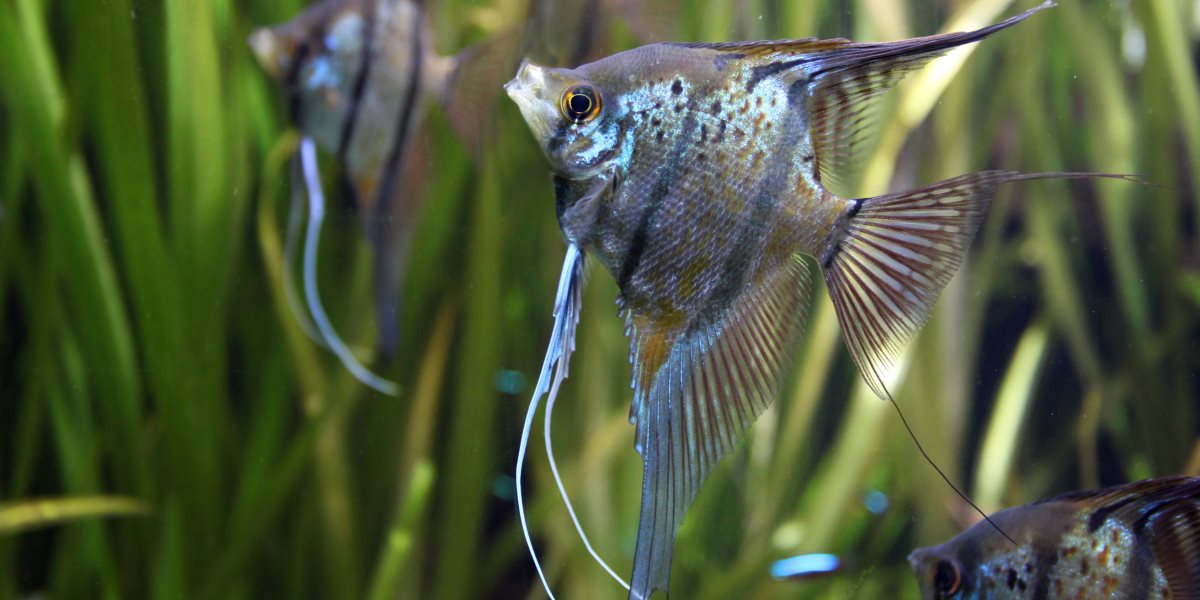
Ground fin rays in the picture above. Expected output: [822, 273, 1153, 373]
[628, 258, 811, 598]
[518, 244, 632, 598]
[803, 0, 1055, 194]
[823, 171, 999, 399]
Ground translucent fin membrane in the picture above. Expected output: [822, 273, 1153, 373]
[299, 138, 399, 396]
[627, 258, 812, 599]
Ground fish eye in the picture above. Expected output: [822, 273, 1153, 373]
[933, 559, 961, 596]
[560, 85, 602, 125]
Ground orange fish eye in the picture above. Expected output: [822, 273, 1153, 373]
[932, 559, 961, 596]
[560, 85, 601, 124]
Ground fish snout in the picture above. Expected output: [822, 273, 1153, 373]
[248, 27, 288, 80]
[502, 59, 529, 97]
[505, 60, 560, 141]
[504, 59, 548, 101]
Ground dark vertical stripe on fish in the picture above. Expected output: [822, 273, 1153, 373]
[1028, 528, 1062, 600]
[285, 42, 312, 125]
[370, 11, 423, 224]
[617, 113, 698, 293]
[821, 198, 863, 269]
[336, 0, 378, 160]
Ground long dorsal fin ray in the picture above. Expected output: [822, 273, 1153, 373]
[627, 257, 811, 599]
[802, 0, 1055, 195]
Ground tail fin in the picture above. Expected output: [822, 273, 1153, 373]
[821, 171, 1134, 400]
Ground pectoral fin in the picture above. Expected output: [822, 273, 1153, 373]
[627, 258, 811, 598]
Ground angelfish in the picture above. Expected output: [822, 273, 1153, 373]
[505, 1, 1128, 598]
[250, 0, 502, 393]
[909, 476, 1200, 599]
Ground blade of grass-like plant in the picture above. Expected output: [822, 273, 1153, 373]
[1058, 0, 1147, 351]
[360, 304, 455, 597]
[0, 3, 141, 409]
[0, 497, 151, 536]
[365, 461, 436, 600]
[73, 0, 181, 501]
[41, 301, 123, 599]
[859, 0, 1018, 195]
[972, 321, 1047, 510]
[478, 412, 633, 589]
[1011, 45, 1104, 388]
[793, 358, 907, 550]
[199, 395, 346, 599]
[1142, 0, 1200, 234]
[432, 154, 503, 600]
[762, 294, 840, 527]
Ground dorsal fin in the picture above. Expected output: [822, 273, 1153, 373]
[802, 0, 1055, 195]
[680, 2, 1055, 196]
[626, 257, 811, 599]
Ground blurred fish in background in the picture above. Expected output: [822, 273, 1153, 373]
[249, 0, 511, 393]
[909, 476, 1200, 599]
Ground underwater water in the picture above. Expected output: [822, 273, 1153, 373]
[0, 0, 1197, 598]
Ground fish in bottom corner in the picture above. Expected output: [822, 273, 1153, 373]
[909, 476, 1200, 599]
[504, 0, 1138, 598]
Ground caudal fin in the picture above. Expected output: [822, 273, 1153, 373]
[821, 170, 1135, 399]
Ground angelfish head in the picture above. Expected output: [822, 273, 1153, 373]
[248, 2, 369, 152]
[505, 60, 624, 179]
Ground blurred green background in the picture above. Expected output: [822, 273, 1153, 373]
[1, 0, 1198, 598]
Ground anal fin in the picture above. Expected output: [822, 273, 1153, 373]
[628, 258, 811, 599]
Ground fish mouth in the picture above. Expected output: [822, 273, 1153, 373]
[248, 27, 285, 80]
[504, 59, 554, 126]
[504, 60, 545, 107]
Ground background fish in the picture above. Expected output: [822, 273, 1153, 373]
[250, 0, 507, 370]
[507, 2, 1133, 597]
[909, 476, 1200, 599]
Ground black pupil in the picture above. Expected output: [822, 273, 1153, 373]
[934, 560, 957, 591]
[569, 92, 592, 115]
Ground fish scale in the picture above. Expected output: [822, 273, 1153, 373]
[507, 2, 1137, 598]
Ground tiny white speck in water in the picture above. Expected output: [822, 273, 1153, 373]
[130, 8, 135, 18]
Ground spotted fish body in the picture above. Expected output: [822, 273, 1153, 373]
[507, 2, 1127, 598]
[909, 477, 1200, 599]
